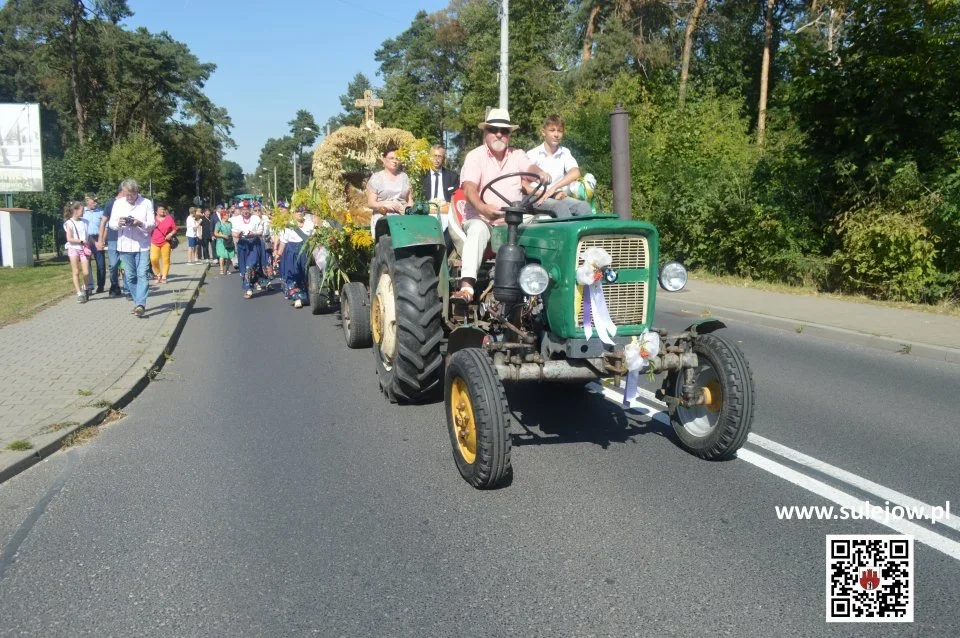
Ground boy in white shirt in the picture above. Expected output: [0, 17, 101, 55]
[527, 114, 592, 218]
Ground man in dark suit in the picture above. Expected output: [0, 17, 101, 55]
[421, 144, 459, 205]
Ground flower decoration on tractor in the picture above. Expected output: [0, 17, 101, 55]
[576, 246, 618, 345]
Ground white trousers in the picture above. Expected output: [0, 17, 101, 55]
[459, 218, 492, 281]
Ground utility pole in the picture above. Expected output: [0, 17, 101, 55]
[499, 0, 509, 110]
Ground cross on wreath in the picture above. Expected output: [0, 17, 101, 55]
[354, 89, 384, 126]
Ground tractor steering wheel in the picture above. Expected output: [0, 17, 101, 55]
[480, 171, 550, 213]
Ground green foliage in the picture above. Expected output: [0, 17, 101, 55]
[834, 205, 939, 303]
[1, 1, 230, 213]
[220, 160, 245, 198]
[107, 133, 170, 199]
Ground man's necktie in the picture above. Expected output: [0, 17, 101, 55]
[433, 171, 440, 200]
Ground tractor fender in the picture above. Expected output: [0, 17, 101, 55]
[374, 212, 445, 251]
[685, 318, 727, 336]
[447, 327, 487, 357]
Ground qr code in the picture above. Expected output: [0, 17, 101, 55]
[826, 534, 913, 622]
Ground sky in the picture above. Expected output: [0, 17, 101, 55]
[125, 0, 452, 174]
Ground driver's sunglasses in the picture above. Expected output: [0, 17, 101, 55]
[485, 126, 512, 136]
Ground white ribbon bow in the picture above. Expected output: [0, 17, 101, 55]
[622, 330, 661, 406]
[577, 247, 617, 345]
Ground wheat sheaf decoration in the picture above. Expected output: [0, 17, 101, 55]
[310, 122, 425, 216]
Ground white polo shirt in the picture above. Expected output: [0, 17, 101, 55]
[528, 143, 580, 189]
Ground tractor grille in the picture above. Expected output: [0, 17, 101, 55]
[575, 235, 650, 328]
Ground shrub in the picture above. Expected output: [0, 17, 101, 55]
[834, 206, 938, 302]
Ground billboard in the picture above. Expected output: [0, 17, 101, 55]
[0, 103, 43, 193]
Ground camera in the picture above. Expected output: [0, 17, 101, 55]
[124, 216, 135, 226]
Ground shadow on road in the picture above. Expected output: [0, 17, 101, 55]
[505, 384, 673, 450]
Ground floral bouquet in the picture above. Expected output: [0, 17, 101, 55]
[303, 213, 374, 288]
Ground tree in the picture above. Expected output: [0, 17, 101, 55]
[756, 0, 777, 146]
[288, 109, 319, 150]
[256, 136, 298, 201]
[375, 10, 466, 143]
[220, 160, 245, 197]
[325, 73, 373, 130]
[679, 0, 708, 106]
[6, 0, 132, 145]
[106, 132, 170, 199]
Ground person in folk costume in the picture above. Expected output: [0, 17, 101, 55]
[276, 205, 315, 308]
[273, 201, 290, 284]
[256, 201, 274, 280]
[229, 200, 264, 299]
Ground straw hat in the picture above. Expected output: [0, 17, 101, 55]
[478, 107, 519, 131]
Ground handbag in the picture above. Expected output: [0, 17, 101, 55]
[222, 235, 235, 251]
[71, 221, 93, 256]
[168, 235, 179, 249]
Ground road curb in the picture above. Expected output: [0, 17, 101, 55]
[0, 267, 208, 485]
[657, 297, 960, 366]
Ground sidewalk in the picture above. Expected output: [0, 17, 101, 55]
[0, 258, 207, 482]
[656, 278, 960, 364]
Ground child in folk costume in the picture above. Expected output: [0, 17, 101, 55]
[276, 206, 315, 308]
[64, 201, 92, 303]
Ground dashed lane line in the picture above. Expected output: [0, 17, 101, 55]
[590, 383, 960, 562]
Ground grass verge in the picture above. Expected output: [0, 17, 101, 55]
[6, 439, 33, 451]
[0, 258, 75, 326]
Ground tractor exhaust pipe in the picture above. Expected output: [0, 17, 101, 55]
[610, 105, 631, 220]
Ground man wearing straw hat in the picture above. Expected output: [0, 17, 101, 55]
[452, 108, 551, 304]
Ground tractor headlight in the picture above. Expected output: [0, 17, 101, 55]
[659, 261, 688, 292]
[519, 264, 550, 296]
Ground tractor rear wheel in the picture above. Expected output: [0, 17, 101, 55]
[370, 235, 443, 403]
[445, 348, 511, 489]
[341, 282, 372, 348]
[667, 333, 755, 460]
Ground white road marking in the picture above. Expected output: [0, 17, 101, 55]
[591, 382, 960, 562]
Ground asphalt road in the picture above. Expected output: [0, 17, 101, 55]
[1, 275, 958, 637]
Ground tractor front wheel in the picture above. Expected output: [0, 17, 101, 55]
[667, 333, 754, 460]
[445, 348, 511, 489]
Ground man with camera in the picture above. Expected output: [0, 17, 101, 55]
[108, 178, 155, 317]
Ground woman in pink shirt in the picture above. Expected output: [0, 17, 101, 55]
[150, 203, 178, 284]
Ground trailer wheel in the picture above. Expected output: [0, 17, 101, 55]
[445, 348, 511, 489]
[308, 265, 330, 315]
[341, 282, 372, 348]
[667, 333, 754, 460]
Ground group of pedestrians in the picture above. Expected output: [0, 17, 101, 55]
[66, 179, 200, 316]
[210, 200, 316, 309]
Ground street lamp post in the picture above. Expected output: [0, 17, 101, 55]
[300, 127, 315, 190]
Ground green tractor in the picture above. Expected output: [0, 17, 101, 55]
[360, 172, 755, 489]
